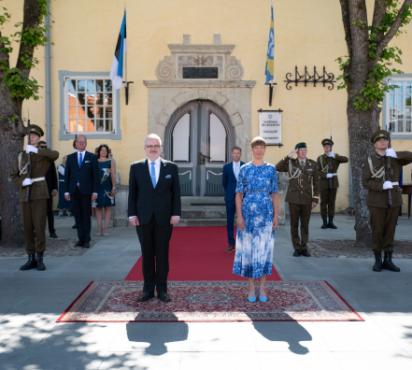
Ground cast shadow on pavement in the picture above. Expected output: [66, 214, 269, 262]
[126, 312, 189, 356]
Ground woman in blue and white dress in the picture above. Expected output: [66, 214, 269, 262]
[233, 136, 279, 302]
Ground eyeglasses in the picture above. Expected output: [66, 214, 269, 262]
[145, 145, 161, 149]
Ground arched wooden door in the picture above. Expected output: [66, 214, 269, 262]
[164, 100, 234, 196]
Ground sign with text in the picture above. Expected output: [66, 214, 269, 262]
[258, 111, 282, 145]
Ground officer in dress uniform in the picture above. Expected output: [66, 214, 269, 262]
[363, 129, 412, 272]
[10, 124, 59, 271]
[317, 138, 348, 229]
[276, 142, 320, 256]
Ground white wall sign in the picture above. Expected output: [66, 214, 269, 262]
[258, 110, 282, 145]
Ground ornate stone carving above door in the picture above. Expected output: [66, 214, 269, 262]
[155, 35, 244, 82]
[144, 35, 256, 158]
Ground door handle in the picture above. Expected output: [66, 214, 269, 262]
[198, 152, 210, 165]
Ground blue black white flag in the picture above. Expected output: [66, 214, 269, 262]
[110, 11, 127, 90]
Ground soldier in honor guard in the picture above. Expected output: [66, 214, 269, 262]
[10, 124, 59, 271]
[276, 142, 320, 257]
[363, 129, 412, 272]
[317, 138, 348, 229]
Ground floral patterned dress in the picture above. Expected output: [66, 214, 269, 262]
[232, 162, 278, 278]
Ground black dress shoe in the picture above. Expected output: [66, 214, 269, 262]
[158, 292, 171, 303]
[75, 241, 84, 247]
[293, 250, 301, 257]
[300, 249, 311, 257]
[82, 241, 90, 248]
[49, 232, 58, 238]
[138, 293, 155, 302]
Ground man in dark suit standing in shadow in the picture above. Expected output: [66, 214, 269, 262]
[222, 146, 244, 252]
[64, 135, 99, 248]
[128, 133, 181, 303]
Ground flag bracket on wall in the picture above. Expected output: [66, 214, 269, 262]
[266, 82, 277, 107]
[123, 80, 134, 105]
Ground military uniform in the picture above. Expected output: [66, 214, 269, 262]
[363, 129, 412, 272]
[10, 125, 59, 271]
[276, 143, 320, 256]
[317, 138, 348, 228]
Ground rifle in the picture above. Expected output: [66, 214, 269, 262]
[24, 118, 32, 203]
[385, 140, 393, 208]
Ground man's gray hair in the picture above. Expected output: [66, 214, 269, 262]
[144, 133, 162, 146]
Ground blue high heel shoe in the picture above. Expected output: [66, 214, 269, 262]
[259, 295, 268, 302]
[247, 295, 256, 303]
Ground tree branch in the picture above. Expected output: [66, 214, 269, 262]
[15, 0, 42, 81]
[0, 30, 11, 78]
[371, 0, 387, 46]
[338, 0, 353, 57]
[376, 0, 412, 57]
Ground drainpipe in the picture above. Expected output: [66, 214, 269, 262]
[44, 0, 52, 146]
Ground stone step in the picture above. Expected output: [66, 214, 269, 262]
[178, 218, 226, 226]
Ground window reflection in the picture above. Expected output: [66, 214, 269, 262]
[66, 78, 113, 133]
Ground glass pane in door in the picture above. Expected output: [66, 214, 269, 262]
[209, 113, 226, 162]
[172, 113, 190, 162]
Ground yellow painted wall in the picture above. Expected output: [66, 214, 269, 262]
[3, 0, 412, 210]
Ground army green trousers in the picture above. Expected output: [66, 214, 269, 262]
[289, 202, 312, 251]
[320, 188, 337, 219]
[21, 199, 48, 254]
[369, 206, 400, 252]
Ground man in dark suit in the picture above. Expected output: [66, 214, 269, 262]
[222, 146, 244, 252]
[39, 140, 58, 238]
[64, 135, 99, 248]
[128, 133, 181, 303]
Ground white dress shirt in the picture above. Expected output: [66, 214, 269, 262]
[147, 157, 161, 184]
[232, 161, 241, 180]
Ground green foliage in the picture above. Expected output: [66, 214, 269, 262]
[337, 0, 412, 112]
[0, 0, 48, 101]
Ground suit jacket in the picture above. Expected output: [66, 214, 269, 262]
[11, 148, 59, 202]
[363, 150, 412, 208]
[128, 158, 181, 225]
[64, 151, 99, 195]
[317, 153, 348, 190]
[222, 161, 245, 202]
[45, 161, 58, 193]
[276, 156, 320, 205]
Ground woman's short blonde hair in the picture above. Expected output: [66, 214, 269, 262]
[250, 136, 267, 148]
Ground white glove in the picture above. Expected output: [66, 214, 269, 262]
[383, 180, 393, 190]
[25, 145, 38, 154]
[327, 152, 336, 158]
[22, 178, 32, 187]
[385, 148, 397, 158]
[326, 173, 334, 179]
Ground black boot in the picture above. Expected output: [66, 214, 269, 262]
[372, 251, 382, 272]
[382, 251, 400, 272]
[36, 252, 46, 271]
[327, 216, 337, 229]
[321, 216, 328, 229]
[20, 254, 37, 271]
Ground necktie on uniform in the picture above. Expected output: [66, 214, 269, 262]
[78, 152, 83, 167]
[150, 161, 157, 188]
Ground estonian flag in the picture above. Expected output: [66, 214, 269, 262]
[110, 11, 127, 90]
[265, 2, 275, 84]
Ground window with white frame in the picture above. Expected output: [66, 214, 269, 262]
[384, 77, 412, 135]
[61, 74, 119, 136]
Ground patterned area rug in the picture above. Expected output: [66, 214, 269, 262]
[58, 281, 362, 323]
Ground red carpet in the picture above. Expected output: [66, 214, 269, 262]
[125, 226, 281, 281]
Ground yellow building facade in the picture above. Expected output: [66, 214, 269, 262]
[4, 0, 412, 210]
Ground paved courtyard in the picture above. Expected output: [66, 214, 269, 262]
[0, 214, 411, 370]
